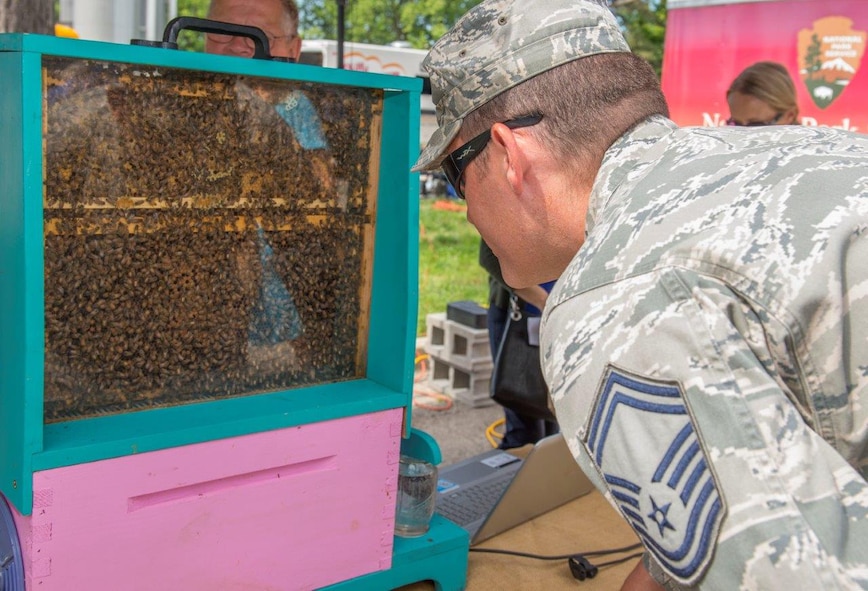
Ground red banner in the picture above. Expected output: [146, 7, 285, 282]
[661, 0, 868, 132]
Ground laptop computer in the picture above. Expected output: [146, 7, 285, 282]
[435, 433, 594, 545]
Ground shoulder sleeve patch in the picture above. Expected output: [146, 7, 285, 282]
[583, 364, 726, 585]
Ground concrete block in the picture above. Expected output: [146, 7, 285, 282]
[444, 321, 491, 368]
[425, 352, 494, 409]
[425, 312, 447, 359]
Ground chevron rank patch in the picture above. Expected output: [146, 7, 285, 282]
[583, 365, 725, 585]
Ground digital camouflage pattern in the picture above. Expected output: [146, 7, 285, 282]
[411, 0, 628, 172]
[542, 115, 868, 589]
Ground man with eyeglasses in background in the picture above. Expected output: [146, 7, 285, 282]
[206, 0, 302, 60]
[414, 0, 868, 589]
[205, 0, 335, 193]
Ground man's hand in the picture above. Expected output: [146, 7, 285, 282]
[514, 284, 548, 312]
[621, 560, 665, 591]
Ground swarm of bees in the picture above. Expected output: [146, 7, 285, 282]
[41, 57, 384, 422]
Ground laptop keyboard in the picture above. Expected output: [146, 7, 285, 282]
[436, 475, 512, 526]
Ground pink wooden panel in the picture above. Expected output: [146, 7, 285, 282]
[11, 409, 403, 591]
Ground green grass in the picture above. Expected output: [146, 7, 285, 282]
[417, 198, 488, 335]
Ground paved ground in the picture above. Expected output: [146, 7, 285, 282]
[409, 344, 505, 466]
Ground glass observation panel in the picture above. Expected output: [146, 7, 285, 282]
[42, 56, 383, 423]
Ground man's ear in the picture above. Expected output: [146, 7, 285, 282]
[489, 123, 526, 196]
[287, 35, 302, 60]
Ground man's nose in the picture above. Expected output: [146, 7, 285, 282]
[225, 35, 254, 57]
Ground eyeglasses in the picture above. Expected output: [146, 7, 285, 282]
[725, 113, 782, 127]
[206, 31, 295, 52]
[441, 114, 543, 199]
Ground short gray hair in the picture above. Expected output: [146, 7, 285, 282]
[207, 0, 299, 35]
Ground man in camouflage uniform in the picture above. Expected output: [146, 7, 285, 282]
[412, 0, 868, 589]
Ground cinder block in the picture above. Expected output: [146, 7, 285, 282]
[425, 352, 494, 409]
[449, 365, 490, 398]
[445, 321, 491, 369]
[426, 355, 452, 394]
[426, 315, 493, 372]
[425, 313, 447, 359]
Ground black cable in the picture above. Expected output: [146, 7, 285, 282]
[595, 552, 645, 568]
[468, 542, 643, 562]
[469, 543, 646, 583]
[582, 544, 644, 558]
[469, 547, 572, 561]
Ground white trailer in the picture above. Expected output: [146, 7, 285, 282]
[300, 39, 437, 147]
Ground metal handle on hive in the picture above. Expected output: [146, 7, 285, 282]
[131, 16, 292, 62]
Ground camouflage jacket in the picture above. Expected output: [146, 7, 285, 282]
[542, 116, 868, 590]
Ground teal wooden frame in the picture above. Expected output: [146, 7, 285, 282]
[0, 33, 421, 515]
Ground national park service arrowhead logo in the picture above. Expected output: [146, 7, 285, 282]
[798, 16, 866, 109]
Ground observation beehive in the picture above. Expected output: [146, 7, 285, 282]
[0, 31, 423, 590]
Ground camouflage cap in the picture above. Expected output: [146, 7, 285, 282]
[412, 0, 630, 172]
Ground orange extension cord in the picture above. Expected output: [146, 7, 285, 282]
[412, 353, 454, 411]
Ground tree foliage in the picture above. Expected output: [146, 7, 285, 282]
[174, 0, 485, 54]
[298, 0, 666, 74]
[176, 0, 211, 52]
[608, 0, 667, 75]
[299, 0, 482, 49]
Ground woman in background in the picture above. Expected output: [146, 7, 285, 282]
[726, 61, 800, 127]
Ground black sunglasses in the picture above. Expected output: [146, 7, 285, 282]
[441, 114, 543, 199]
[725, 113, 782, 127]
